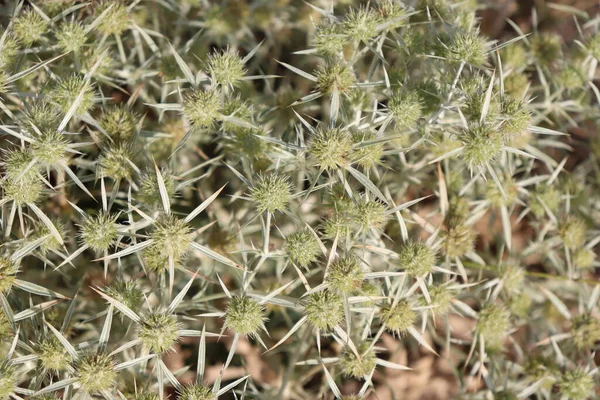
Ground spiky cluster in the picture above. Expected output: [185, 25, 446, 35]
[224, 296, 265, 337]
[250, 173, 291, 213]
[76, 354, 117, 393]
[138, 313, 180, 353]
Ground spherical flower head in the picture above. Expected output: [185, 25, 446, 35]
[587, 33, 600, 59]
[508, 293, 532, 318]
[142, 245, 169, 273]
[353, 199, 388, 232]
[422, 285, 453, 316]
[138, 170, 175, 206]
[76, 353, 117, 393]
[250, 173, 291, 213]
[356, 282, 380, 306]
[230, 128, 271, 161]
[340, 342, 377, 379]
[476, 304, 510, 349]
[343, 6, 381, 43]
[206, 49, 246, 87]
[80, 212, 118, 252]
[558, 65, 586, 92]
[388, 91, 422, 128]
[573, 248, 595, 270]
[224, 296, 265, 337]
[314, 23, 346, 56]
[96, 1, 130, 36]
[0, 30, 19, 69]
[1, 174, 43, 205]
[221, 96, 252, 132]
[503, 73, 529, 99]
[380, 300, 416, 335]
[35, 218, 66, 254]
[378, 0, 408, 29]
[3, 148, 38, 181]
[327, 257, 363, 295]
[13, 9, 48, 46]
[500, 42, 527, 67]
[99, 106, 138, 142]
[486, 177, 518, 208]
[445, 30, 487, 66]
[104, 279, 144, 313]
[309, 127, 353, 170]
[559, 369, 594, 400]
[398, 242, 436, 277]
[304, 291, 343, 331]
[321, 212, 353, 240]
[461, 81, 501, 123]
[441, 224, 476, 258]
[32, 130, 68, 166]
[524, 356, 558, 389]
[0, 361, 16, 399]
[51, 74, 95, 115]
[285, 230, 320, 268]
[499, 98, 531, 137]
[98, 144, 134, 180]
[351, 131, 383, 170]
[0, 258, 16, 294]
[529, 184, 560, 218]
[37, 337, 72, 372]
[559, 216, 587, 250]
[56, 22, 87, 52]
[316, 63, 356, 96]
[461, 124, 503, 168]
[179, 384, 215, 400]
[21, 101, 62, 132]
[498, 263, 525, 293]
[531, 33, 562, 65]
[139, 313, 181, 353]
[183, 90, 221, 128]
[150, 216, 192, 261]
[570, 314, 600, 350]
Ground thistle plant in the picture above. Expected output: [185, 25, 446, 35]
[1, 1, 599, 399]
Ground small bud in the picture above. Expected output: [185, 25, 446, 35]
[0, 257, 17, 294]
[315, 63, 356, 95]
[500, 42, 527, 67]
[104, 279, 144, 314]
[80, 212, 118, 252]
[476, 304, 511, 349]
[380, 299, 416, 335]
[421, 284, 453, 316]
[250, 173, 291, 213]
[98, 144, 134, 180]
[573, 248, 595, 270]
[139, 313, 181, 353]
[55, 22, 87, 52]
[559, 368, 593, 400]
[377, 0, 407, 30]
[183, 90, 221, 128]
[34, 218, 66, 254]
[461, 77, 500, 123]
[221, 96, 252, 133]
[499, 98, 531, 137]
[460, 124, 503, 168]
[308, 127, 353, 170]
[529, 183, 560, 218]
[206, 49, 246, 87]
[224, 296, 265, 337]
[531, 34, 562, 65]
[570, 314, 600, 350]
[559, 216, 587, 250]
[31, 130, 68, 166]
[343, 6, 381, 43]
[37, 337, 73, 372]
[444, 29, 487, 66]
[398, 242, 436, 277]
[284, 230, 320, 268]
[388, 91, 422, 128]
[326, 257, 363, 295]
[178, 384, 215, 400]
[340, 342, 377, 379]
[13, 9, 48, 46]
[351, 131, 384, 170]
[441, 224, 476, 258]
[498, 262, 525, 294]
[95, 1, 130, 36]
[507, 293, 532, 318]
[51, 74, 95, 115]
[0, 30, 19, 69]
[321, 212, 353, 240]
[76, 353, 117, 393]
[304, 290, 343, 331]
[99, 106, 139, 143]
[503, 72, 529, 100]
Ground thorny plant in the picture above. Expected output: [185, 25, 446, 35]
[0, 0, 599, 399]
